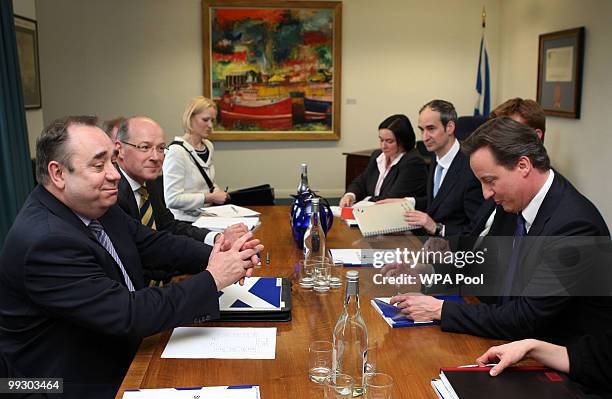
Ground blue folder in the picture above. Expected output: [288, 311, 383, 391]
[217, 277, 292, 322]
[370, 296, 464, 328]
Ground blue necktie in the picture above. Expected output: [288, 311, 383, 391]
[88, 220, 136, 292]
[433, 163, 444, 198]
[500, 213, 526, 301]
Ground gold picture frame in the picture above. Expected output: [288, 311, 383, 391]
[203, 0, 342, 141]
[14, 15, 42, 109]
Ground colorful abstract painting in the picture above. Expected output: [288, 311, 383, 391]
[203, 1, 342, 140]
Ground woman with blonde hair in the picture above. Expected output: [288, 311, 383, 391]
[163, 96, 229, 221]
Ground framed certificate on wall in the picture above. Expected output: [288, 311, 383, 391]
[536, 27, 585, 119]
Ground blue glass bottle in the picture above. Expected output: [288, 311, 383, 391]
[290, 163, 333, 249]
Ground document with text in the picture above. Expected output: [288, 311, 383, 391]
[161, 327, 277, 359]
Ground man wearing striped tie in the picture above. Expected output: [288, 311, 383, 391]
[0, 116, 263, 399]
[114, 116, 248, 286]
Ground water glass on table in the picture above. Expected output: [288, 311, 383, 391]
[308, 340, 332, 384]
[298, 259, 314, 288]
[328, 261, 343, 288]
[312, 260, 331, 292]
[364, 372, 394, 399]
[324, 373, 354, 398]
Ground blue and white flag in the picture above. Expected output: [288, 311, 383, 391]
[474, 33, 491, 116]
[219, 277, 283, 311]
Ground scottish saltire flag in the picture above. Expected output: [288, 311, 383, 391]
[218, 277, 283, 311]
[474, 33, 491, 116]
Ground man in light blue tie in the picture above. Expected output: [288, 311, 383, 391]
[382, 100, 484, 237]
[0, 116, 263, 398]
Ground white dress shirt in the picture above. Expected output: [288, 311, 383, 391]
[120, 166, 219, 245]
[435, 138, 460, 187]
[479, 169, 555, 236]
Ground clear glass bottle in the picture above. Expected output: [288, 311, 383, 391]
[303, 198, 326, 259]
[333, 271, 368, 396]
[296, 163, 310, 194]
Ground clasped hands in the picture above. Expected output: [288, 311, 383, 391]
[208, 223, 263, 290]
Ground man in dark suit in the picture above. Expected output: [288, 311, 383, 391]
[0, 116, 263, 398]
[467, 98, 547, 237]
[406, 100, 484, 236]
[391, 117, 612, 345]
[114, 116, 247, 285]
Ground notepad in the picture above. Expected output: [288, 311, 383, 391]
[435, 367, 583, 399]
[353, 199, 417, 237]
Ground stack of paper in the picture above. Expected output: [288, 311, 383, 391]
[123, 385, 260, 399]
[199, 204, 260, 217]
[192, 216, 260, 231]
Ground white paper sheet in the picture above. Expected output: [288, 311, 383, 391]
[161, 327, 277, 359]
[123, 385, 260, 399]
[330, 249, 362, 265]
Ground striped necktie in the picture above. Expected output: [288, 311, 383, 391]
[88, 220, 136, 291]
[138, 185, 156, 230]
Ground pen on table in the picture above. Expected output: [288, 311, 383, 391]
[266, 252, 271, 265]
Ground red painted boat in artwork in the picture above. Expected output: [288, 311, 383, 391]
[219, 95, 293, 130]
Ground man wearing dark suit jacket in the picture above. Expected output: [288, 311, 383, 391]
[0, 116, 263, 399]
[114, 117, 247, 285]
[406, 100, 484, 236]
[466, 98, 547, 237]
[391, 117, 612, 345]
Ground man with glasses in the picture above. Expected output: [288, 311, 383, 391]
[114, 117, 248, 285]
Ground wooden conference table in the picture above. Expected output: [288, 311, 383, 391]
[116, 206, 505, 398]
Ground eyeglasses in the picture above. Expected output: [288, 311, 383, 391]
[120, 141, 166, 154]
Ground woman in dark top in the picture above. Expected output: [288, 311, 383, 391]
[339, 114, 427, 207]
[477, 332, 612, 396]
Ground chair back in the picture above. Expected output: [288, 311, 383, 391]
[455, 115, 488, 141]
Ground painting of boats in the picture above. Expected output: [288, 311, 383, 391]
[203, 1, 342, 140]
[220, 95, 293, 130]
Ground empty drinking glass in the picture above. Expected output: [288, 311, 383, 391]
[308, 340, 332, 384]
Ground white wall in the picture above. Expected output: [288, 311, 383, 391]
[497, 0, 612, 224]
[35, 0, 500, 197]
[13, 0, 43, 156]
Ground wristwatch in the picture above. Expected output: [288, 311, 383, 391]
[434, 222, 445, 237]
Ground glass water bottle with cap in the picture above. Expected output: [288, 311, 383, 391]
[303, 198, 326, 260]
[333, 270, 368, 396]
